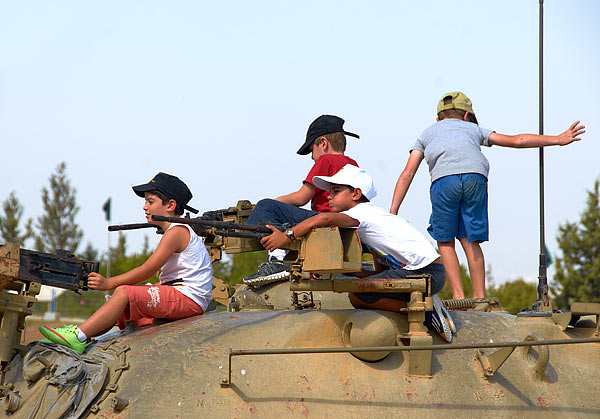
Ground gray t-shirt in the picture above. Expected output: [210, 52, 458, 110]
[412, 119, 494, 183]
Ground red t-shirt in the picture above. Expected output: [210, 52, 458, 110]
[303, 154, 359, 212]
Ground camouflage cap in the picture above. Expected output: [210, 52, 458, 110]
[437, 91, 478, 124]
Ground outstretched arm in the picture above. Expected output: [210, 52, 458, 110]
[390, 150, 424, 215]
[260, 212, 359, 251]
[275, 183, 316, 207]
[488, 120, 585, 148]
[87, 226, 189, 291]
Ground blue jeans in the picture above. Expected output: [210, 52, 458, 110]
[352, 262, 446, 303]
[247, 199, 318, 225]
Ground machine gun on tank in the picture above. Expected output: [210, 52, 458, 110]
[0, 243, 98, 392]
[107, 200, 291, 242]
[107, 200, 292, 306]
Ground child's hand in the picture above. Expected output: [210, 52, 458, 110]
[260, 225, 291, 251]
[559, 121, 585, 145]
[87, 272, 111, 291]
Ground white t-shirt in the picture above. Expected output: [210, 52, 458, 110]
[160, 223, 213, 311]
[342, 203, 439, 270]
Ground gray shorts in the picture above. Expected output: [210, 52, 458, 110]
[353, 263, 445, 303]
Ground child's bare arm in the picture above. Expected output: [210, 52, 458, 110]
[275, 183, 315, 207]
[260, 212, 359, 251]
[87, 226, 189, 291]
[488, 120, 585, 148]
[390, 150, 424, 215]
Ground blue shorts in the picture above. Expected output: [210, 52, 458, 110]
[352, 263, 445, 303]
[427, 173, 488, 243]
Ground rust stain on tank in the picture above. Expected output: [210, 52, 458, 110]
[537, 396, 549, 410]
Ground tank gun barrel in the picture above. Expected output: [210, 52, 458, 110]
[150, 215, 291, 241]
[150, 215, 287, 234]
[108, 202, 286, 251]
[108, 223, 163, 233]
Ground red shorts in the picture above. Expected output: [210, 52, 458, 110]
[117, 285, 204, 329]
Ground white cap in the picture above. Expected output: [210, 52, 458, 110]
[312, 164, 377, 201]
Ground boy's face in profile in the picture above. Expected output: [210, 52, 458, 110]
[327, 184, 361, 213]
[143, 192, 176, 223]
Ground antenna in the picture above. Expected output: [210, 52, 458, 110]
[519, 0, 553, 318]
[535, 0, 552, 313]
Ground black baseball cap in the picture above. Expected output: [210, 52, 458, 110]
[296, 114, 360, 155]
[132, 172, 199, 214]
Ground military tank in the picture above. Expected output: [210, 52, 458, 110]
[2, 200, 600, 418]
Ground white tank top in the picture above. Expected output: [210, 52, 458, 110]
[160, 223, 213, 311]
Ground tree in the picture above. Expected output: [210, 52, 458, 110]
[79, 242, 99, 261]
[103, 234, 156, 281]
[0, 191, 33, 245]
[438, 265, 472, 300]
[553, 178, 600, 308]
[487, 279, 538, 314]
[34, 162, 83, 253]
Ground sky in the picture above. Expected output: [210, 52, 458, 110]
[1, 0, 598, 289]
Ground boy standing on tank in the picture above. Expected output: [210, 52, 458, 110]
[40, 172, 212, 354]
[244, 114, 360, 283]
[390, 91, 585, 299]
[258, 164, 454, 342]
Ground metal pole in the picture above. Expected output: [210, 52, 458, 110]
[106, 230, 111, 280]
[228, 337, 600, 357]
[536, 0, 550, 312]
[220, 337, 600, 386]
[105, 220, 111, 300]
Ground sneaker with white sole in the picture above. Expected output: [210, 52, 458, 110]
[433, 294, 456, 335]
[243, 259, 290, 285]
[425, 301, 453, 343]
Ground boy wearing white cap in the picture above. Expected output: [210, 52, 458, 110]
[260, 164, 454, 342]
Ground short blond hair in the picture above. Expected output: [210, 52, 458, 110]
[314, 132, 346, 152]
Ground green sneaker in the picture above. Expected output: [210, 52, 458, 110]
[38, 324, 86, 355]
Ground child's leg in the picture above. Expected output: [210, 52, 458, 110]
[458, 238, 485, 298]
[456, 174, 488, 299]
[437, 239, 465, 299]
[78, 285, 129, 338]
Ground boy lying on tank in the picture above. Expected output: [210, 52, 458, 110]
[39, 173, 212, 354]
[258, 164, 455, 342]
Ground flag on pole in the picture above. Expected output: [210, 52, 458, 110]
[102, 197, 111, 221]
